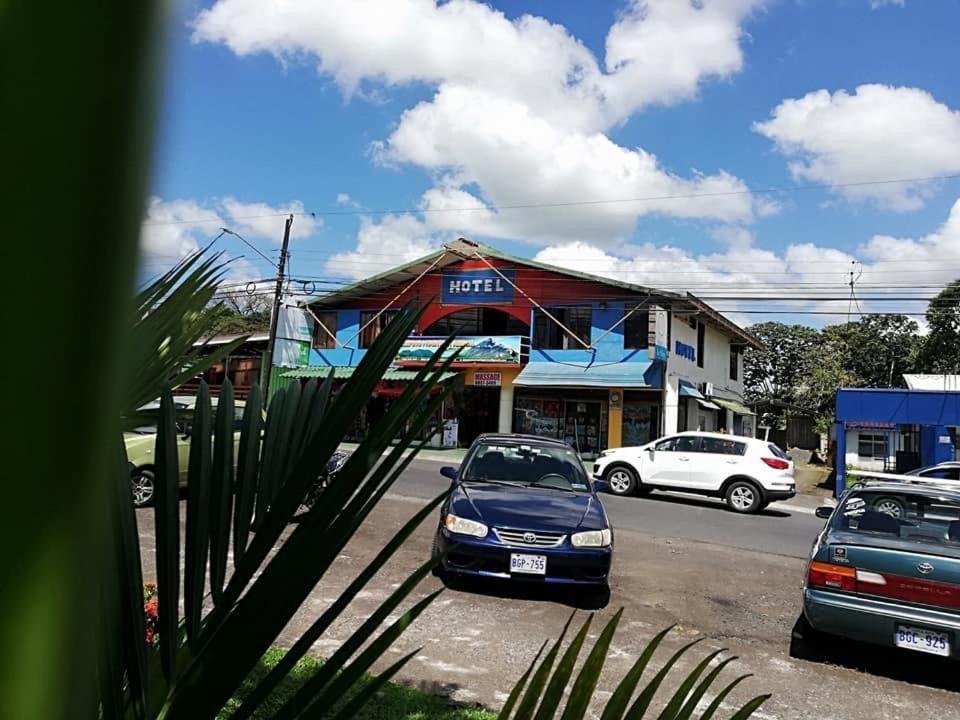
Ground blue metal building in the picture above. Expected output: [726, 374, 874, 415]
[834, 388, 960, 495]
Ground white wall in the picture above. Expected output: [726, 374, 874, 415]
[665, 314, 746, 433]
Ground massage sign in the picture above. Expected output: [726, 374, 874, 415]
[441, 269, 516, 305]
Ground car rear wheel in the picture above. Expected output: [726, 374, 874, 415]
[873, 496, 906, 518]
[606, 466, 638, 496]
[725, 480, 762, 513]
[131, 468, 155, 508]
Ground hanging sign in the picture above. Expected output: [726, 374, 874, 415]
[441, 269, 516, 304]
[648, 306, 669, 361]
[473, 371, 502, 387]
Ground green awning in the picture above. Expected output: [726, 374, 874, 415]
[711, 397, 755, 416]
[280, 366, 458, 383]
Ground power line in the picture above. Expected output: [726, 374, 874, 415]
[140, 172, 960, 226]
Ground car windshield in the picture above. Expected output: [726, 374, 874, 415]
[462, 442, 590, 492]
[831, 490, 960, 549]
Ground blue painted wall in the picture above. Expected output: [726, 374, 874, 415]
[309, 302, 657, 370]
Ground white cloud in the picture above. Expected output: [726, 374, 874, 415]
[140, 197, 222, 261]
[220, 197, 319, 242]
[139, 197, 320, 275]
[870, 0, 904, 8]
[194, 0, 768, 247]
[324, 215, 442, 280]
[336, 192, 361, 209]
[378, 84, 765, 246]
[755, 85, 960, 210]
[530, 197, 960, 325]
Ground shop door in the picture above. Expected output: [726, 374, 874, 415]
[459, 387, 501, 446]
[563, 401, 604, 459]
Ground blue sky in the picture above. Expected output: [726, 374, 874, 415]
[144, 0, 960, 326]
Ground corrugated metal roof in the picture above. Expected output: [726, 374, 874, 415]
[280, 366, 458, 383]
[903, 374, 960, 391]
[513, 361, 661, 389]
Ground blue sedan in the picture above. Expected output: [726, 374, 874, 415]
[431, 433, 613, 589]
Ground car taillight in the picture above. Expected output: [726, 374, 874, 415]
[761, 457, 789, 470]
[807, 561, 856, 592]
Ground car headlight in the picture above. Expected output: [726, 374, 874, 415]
[598, 450, 613, 458]
[571, 528, 612, 547]
[444, 513, 488, 538]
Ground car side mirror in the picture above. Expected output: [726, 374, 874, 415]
[593, 479, 610, 494]
[647, 447, 655, 458]
[815, 506, 833, 519]
[786, 452, 793, 461]
[440, 465, 459, 481]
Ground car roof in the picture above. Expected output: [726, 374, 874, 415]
[673, 431, 761, 442]
[907, 461, 960, 474]
[849, 480, 960, 501]
[473, 433, 574, 449]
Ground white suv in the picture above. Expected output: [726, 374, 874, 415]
[592, 432, 795, 513]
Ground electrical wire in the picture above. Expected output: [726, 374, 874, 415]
[140, 172, 960, 226]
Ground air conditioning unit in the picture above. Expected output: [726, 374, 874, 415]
[699, 382, 714, 397]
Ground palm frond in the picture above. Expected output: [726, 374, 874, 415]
[502, 613, 768, 720]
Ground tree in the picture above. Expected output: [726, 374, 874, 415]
[798, 344, 860, 435]
[820, 314, 920, 389]
[743, 322, 820, 402]
[917, 279, 960, 373]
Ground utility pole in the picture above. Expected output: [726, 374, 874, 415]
[262, 214, 293, 400]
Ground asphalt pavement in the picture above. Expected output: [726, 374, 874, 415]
[389, 458, 826, 559]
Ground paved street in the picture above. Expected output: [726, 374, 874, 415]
[137, 460, 960, 719]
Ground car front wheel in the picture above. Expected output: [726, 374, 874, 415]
[725, 480, 762, 513]
[131, 468, 155, 508]
[606, 465, 638, 496]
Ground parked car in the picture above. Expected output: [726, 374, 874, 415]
[592, 431, 795, 513]
[431, 433, 613, 590]
[125, 396, 349, 509]
[792, 476, 960, 662]
[906, 461, 960, 481]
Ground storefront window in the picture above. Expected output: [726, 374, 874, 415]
[532, 307, 592, 349]
[623, 402, 658, 446]
[514, 392, 608, 458]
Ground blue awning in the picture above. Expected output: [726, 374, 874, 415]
[513, 361, 661, 389]
[678, 380, 704, 399]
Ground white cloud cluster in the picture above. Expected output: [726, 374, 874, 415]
[534, 197, 960, 326]
[755, 85, 960, 210]
[195, 0, 768, 255]
[139, 196, 320, 278]
[870, 0, 904, 8]
[324, 215, 442, 280]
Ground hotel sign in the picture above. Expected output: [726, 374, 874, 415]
[441, 269, 515, 305]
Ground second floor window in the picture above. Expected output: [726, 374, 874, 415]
[696, 320, 705, 368]
[359, 310, 398, 349]
[532, 307, 591, 350]
[623, 306, 649, 350]
[729, 345, 740, 381]
[311, 311, 337, 350]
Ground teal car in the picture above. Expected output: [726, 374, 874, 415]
[792, 479, 960, 662]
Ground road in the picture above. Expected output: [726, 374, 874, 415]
[136, 459, 960, 719]
[391, 458, 825, 558]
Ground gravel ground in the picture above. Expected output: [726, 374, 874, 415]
[137, 493, 960, 719]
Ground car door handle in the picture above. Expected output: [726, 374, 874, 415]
[678, 457, 690, 461]
[725, 460, 738, 464]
